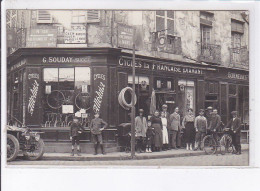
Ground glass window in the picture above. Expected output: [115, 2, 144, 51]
[59, 68, 74, 82]
[75, 67, 91, 84]
[156, 11, 174, 35]
[201, 25, 211, 44]
[44, 68, 58, 82]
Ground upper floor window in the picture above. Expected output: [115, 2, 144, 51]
[201, 25, 211, 44]
[155, 11, 174, 35]
[231, 19, 244, 34]
[231, 33, 241, 48]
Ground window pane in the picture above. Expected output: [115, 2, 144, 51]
[59, 68, 74, 82]
[167, 19, 174, 35]
[156, 16, 165, 31]
[75, 67, 90, 83]
[43, 68, 58, 82]
[167, 11, 174, 19]
[156, 11, 165, 16]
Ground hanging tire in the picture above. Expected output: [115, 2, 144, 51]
[23, 139, 45, 161]
[202, 135, 217, 155]
[7, 134, 20, 162]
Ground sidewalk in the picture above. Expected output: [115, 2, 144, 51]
[42, 144, 249, 161]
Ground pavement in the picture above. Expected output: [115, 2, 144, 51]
[37, 143, 249, 161]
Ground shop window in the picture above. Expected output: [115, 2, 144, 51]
[238, 86, 249, 124]
[42, 67, 91, 127]
[154, 77, 175, 91]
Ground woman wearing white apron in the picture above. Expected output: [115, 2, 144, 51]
[161, 112, 169, 151]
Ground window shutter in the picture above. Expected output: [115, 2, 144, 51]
[86, 10, 100, 23]
[37, 10, 52, 23]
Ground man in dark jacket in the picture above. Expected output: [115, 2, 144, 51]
[225, 111, 242, 155]
[70, 116, 85, 156]
[90, 112, 108, 155]
[209, 109, 222, 141]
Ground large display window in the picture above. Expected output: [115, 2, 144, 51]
[42, 67, 91, 127]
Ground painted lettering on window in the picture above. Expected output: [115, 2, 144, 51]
[93, 74, 106, 114]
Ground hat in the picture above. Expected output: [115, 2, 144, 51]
[162, 104, 168, 108]
[231, 111, 238, 115]
[199, 109, 205, 113]
[207, 106, 213, 110]
[139, 109, 144, 113]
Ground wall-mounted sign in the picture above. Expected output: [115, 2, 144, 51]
[26, 28, 57, 47]
[82, 84, 88, 93]
[42, 56, 91, 64]
[119, 57, 204, 75]
[227, 72, 249, 81]
[64, 24, 86, 44]
[117, 24, 134, 49]
[10, 59, 26, 71]
[62, 105, 74, 114]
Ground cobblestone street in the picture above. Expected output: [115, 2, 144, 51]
[8, 150, 249, 166]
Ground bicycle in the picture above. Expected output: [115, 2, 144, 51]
[202, 128, 233, 155]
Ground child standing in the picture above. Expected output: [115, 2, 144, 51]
[194, 109, 208, 151]
[146, 120, 154, 153]
[70, 116, 85, 156]
[90, 112, 108, 155]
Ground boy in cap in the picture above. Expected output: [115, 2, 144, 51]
[135, 109, 148, 153]
[194, 109, 208, 150]
[70, 116, 85, 156]
[225, 111, 241, 155]
[90, 112, 108, 155]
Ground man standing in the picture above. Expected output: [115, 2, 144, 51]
[194, 109, 208, 150]
[135, 109, 148, 153]
[210, 109, 222, 141]
[225, 111, 242, 155]
[90, 112, 108, 155]
[70, 116, 85, 156]
[205, 106, 213, 128]
[169, 107, 181, 150]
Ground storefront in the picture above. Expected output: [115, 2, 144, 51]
[7, 47, 249, 151]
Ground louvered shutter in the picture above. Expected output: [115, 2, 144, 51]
[37, 10, 52, 23]
[86, 10, 100, 23]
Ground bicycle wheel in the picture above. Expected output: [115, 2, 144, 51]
[202, 135, 217, 155]
[47, 90, 65, 109]
[220, 134, 233, 154]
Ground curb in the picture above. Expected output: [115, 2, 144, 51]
[42, 148, 249, 161]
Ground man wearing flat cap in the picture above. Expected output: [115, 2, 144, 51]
[225, 111, 242, 154]
[135, 109, 148, 153]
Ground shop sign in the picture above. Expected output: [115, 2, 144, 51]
[42, 56, 91, 64]
[26, 28, 57, 47]
[10, 59, 26, 71]
[64, 24, 86, 44]
[117, 24, 134, 49]
[119, 57, 204, 75]
[227, 72, 249, 81]
[62, 105, 74, 114]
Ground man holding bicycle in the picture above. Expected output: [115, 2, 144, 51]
[224, 111, 242, 155]
[209, 109, 222, 142]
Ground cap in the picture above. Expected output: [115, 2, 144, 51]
[162, 104, 168, 108]
[207, 106, 213, 110]
[139, 109, 144, 113]
[231, 111, 238, 115]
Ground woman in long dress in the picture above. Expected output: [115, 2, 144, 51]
[150, 110, 163, 152]
[161, 111, 169, 151]
[182, 108, 196, 150]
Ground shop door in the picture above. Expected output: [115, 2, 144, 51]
[156, 93, 176, 114]
[177, 80, 196, 117]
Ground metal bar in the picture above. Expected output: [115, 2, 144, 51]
[131, 30, 136, 159]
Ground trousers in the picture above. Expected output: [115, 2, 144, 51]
[169, 130, 181, 148]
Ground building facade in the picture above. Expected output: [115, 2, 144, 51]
[7, 10, 249, 152]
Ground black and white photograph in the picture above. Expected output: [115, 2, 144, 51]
[3, 8, 251, 166]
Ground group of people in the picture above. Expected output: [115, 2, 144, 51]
[135, 105, 242, 155]
[70, 112, 108, 156]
